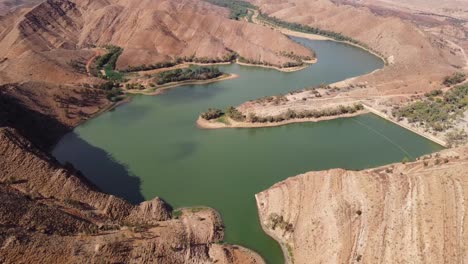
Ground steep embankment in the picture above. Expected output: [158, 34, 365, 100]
[256, 147, 468, 264]
[0, 127, 264, 263]
[250, 0, 462, 95]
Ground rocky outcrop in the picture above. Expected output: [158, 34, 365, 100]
[256, 147, 468, 264]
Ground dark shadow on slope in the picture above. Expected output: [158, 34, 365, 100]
[0, 86, 71, 151]
[53, 132, 144, 204]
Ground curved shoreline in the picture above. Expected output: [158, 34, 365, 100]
[250, 9, 387, 65]
[124, 73, 239, 96]
[196, 110, 368, 129]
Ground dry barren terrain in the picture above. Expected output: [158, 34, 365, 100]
[257, 146, 468, 264]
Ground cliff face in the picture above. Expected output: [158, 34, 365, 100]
[250, 0, 462, 94]
[256, 147, 468, 264]
[0, 127, 264, 264]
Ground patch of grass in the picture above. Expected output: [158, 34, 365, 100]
[216, 115, 231, 125]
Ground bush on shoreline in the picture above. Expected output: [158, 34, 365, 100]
[156, 66, 223, 85]
[98, 81, 124, 102]
[226, 106, 246, 121]
[201, 108, 224, 120]
[248, 104, 364, 123]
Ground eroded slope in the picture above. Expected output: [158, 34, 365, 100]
[257, 147, 468, 264]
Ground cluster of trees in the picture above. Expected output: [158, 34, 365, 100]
[249, 104, 364, 123]
[122, 52, 238, 73]
[98, 81, 124, 102]
[94, 45, 124, 81]
[394, 84, 468, 132]
[226, 106, 245, 121]
[279, 50, 315, 62]
[443, 72, 466, 87]
[238, 56, 275, 67]
[203, 0, 256, 20]
[156, 67, 223, 85]
[201, 108, 224, 120]
[200, 106, 246, 121]
[125, 83, 145, 90]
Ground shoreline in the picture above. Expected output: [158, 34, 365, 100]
[124, 73, 239, 96]
[236, 59, 316, 73]
[251, 9, 387, 64]
[254, 195, 291, 264]
[362, 104, 447, 147]
[196, 110, 368, 129]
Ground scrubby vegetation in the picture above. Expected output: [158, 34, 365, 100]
[203, 0, 256, 20]
[156, 66, 223, 85]
[94, 45, 124, 81]
[248, 104, 364, 123]
[443, 72, 466, 87]
[125, 83, 145, 90]
[393, 84, 468, 132]
[279, 51, 315, 62]
[268, 213, 294, 232]
[98, 81, 124, 102]
[201, 108, 224, 120]
[201, 104, 364, 124]
[122, 53, 237, 73]
[226, 106, 246, 121]
[446, 129, 468, 147]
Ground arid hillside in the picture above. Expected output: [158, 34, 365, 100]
[251, 0, 464, 95]
[257, 146, 468, 264]
[0, 127, 264, 264]
[333, 0, 468, 70]
[0, 0, 313, 85]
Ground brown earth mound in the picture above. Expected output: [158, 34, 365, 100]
[257, 147, 468, 264]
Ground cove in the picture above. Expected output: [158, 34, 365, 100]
[52, 37, 443, 264]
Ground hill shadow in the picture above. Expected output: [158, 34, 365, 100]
[54, 132, 145, 204]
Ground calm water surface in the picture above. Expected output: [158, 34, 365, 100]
[53, 38, 442, 263]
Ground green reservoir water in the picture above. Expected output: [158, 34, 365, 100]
[53, 38, 443, 263]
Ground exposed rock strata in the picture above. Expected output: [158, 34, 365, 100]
[257, 147, 468, 264]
